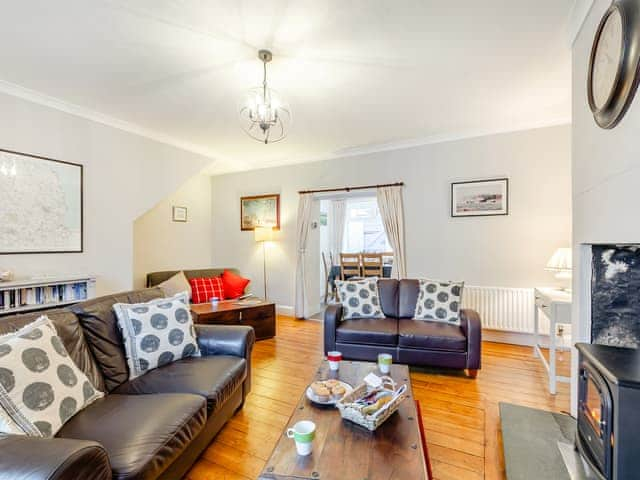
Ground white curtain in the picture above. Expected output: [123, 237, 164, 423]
[376, 185, 407, 279]
[294, 193, 314, 318]
[329, 199, 346, 264]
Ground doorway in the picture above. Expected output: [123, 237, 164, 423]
[317, 194, 392, 310]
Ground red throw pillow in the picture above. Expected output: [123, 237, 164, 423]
[189, 277, 225, 304]
[221, 270, 250, 299]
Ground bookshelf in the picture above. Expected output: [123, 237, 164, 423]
[0, 275, 96, 315]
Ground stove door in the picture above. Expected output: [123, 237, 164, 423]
[578, 363, 613, 479]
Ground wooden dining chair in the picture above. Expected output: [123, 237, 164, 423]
[361, 253, 384, 277]
[340, 253, 361, 280]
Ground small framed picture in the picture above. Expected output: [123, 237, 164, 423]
[172, 206, 188, 222]
[451, 178, 509, 217]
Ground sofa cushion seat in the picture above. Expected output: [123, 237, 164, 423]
[113, 356, 247, 414]
[398, 319, 467, 352]
[336, 317, 398, 346]
[57, 393, 207, 480]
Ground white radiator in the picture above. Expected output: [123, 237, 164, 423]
[462, 286, 535, 333]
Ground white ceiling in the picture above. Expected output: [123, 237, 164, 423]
[0, 0, 573, 174]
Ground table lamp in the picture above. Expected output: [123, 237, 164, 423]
[545, 247, 572, 282]
[255, 226, 274, 299]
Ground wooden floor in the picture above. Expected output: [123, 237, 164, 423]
[186, 316, 570, 480]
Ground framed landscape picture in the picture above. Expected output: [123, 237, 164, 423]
[451, 178, 508, 217]
[0, 148, 83, 253]
[240, 194, 280, 231]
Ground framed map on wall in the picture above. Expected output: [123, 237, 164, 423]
[0, 149, 83, 253]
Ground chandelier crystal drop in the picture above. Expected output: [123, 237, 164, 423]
[239, 50, 292, 144]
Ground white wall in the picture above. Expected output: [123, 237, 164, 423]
[571, 0, 640, 413]
[0, 92, 213, 295]
[211, 125, 572, 314]
[133, 173, 213, 289]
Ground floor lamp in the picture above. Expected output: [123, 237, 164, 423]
[254, 227, 274, 299]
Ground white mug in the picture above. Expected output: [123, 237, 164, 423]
[286, 420, 316, 456]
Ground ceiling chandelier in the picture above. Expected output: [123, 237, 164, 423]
[239, 49, 292, 144]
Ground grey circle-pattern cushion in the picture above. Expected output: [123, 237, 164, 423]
[113, 291, 200, 380]
[335, 279, 385, 321]
[0, 316, 103, 438]
[414, 279, 464, 325]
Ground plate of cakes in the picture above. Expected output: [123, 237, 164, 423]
[306, 379, 353, 406]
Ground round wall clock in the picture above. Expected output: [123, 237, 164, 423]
[588, 0, 640, 129]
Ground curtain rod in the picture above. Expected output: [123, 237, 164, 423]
[298, 182, 404, 195]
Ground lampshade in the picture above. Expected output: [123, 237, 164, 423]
[545, 248, 572, 272]
[254, 226, 274, 243]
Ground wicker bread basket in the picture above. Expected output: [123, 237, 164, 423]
[336, 379, 407, 431]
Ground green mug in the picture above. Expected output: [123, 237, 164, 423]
[378, 353, 393, 374]
[286, 420, 316, 456]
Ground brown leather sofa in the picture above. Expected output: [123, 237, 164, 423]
[146, 268, 242, 289]
[324, 279, 482, 377]
[0, 287, 255, 480]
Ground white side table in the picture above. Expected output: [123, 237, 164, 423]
[533, 287, 572, 394]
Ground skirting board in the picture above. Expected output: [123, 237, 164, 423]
[276, 307, 553, 347]
[276, 304, 295, 317]
[276, 307, 553, 348]
[483, 329, 551, 348]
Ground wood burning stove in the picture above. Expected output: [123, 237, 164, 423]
[577, 359, 613, 478]
[576, 343, 640, 479]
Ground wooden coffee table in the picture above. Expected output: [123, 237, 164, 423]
[259, 361, 428, 480]
[191, 299, 276, 340]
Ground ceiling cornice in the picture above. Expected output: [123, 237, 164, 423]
[215, 116, 572, 176]
[0, 79, 221, 162]
[0, 79, 570, 177]
[321, 117, 573, 163]
[568, 0, 595, 46]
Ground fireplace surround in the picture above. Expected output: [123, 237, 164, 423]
[590, 245, 640, 348]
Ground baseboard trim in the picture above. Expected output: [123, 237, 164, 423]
[271, 313, 553, 347]
[482, 329, 550, 348]
[276, 305, 295, 317]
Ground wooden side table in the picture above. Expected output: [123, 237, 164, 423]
[533, 287, 572, 394]
[191, 299, 276, 340]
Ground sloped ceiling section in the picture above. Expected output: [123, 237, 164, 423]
[0, 0, 573, 174]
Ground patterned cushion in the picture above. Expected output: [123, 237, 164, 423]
[189, 277, 225, 304]
[113, 292, 201, 380]
[335, 279, 385, 320]
[414, 279, 464, 325]
[0, 316, 104, 438]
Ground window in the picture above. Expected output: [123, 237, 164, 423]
[342, 197, 391, 253]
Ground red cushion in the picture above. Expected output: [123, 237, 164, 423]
[189, 277, 225, 304]
[221, 270, 250, 299]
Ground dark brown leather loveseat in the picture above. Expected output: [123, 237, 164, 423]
[324, 279, 482, 377]
[146, 267, 241, 289]
[0, 287, 254, 480]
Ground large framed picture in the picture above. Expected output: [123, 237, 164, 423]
[451, 178, 508, 217]
[240, 194, 280, 231]
[0, 148, 83, 253]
